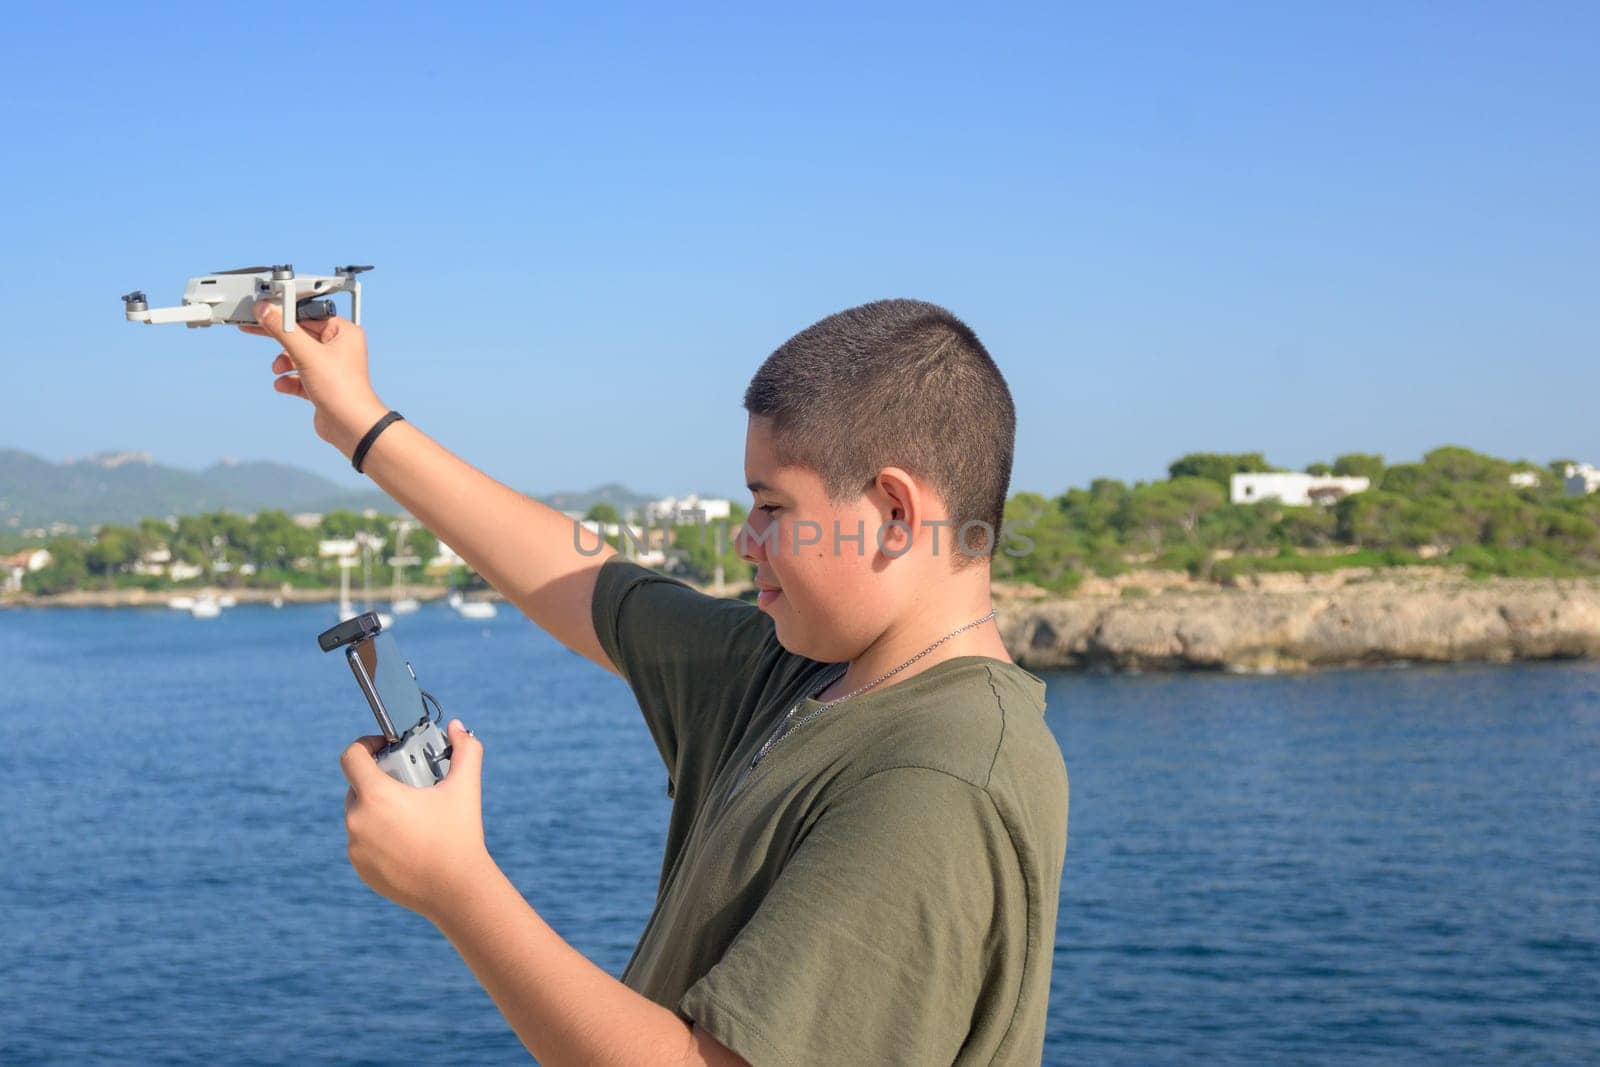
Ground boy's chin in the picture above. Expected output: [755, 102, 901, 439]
[769, 614, 842, 664]
[766, 607, 810, 656]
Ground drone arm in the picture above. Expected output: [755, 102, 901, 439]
[130, 303, 215, 325]
[280, 285, 296, 333]
[350, 280, 362, 326]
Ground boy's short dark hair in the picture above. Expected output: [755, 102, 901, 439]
[743, 298, 1016, 565]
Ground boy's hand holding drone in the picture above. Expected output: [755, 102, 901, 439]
[240, 302, 390, 461]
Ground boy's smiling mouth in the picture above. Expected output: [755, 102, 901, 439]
[754, 578, 783, 608]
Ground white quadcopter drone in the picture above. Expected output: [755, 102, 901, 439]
[121, 264, 372, 331]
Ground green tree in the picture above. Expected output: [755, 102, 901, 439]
[1422, 445, 1509, 486]
[994, 493, 1086, 591]
[1275, 505, 1337, 548]
[1166, 452, 1274, 489]
[24, 537, 90, 594]
[1118, 478, 1225, 555]
[320, 510, 362, 538]
[1543, 504, 1600, 562]
[1379, 463, 1430, 497]
[406, 526, 440, 568]
[1200, 501, 1283, 552]
[138, 517, 173, 549]
[1476, 495, 1542, 549]
[668, 503, 751, 585]
[1056, 481, 1125, 541]
[584, 503, 621, 525]
[1332, 452, 1386, 481]
[1336, 490, 1409, 547]
[1397, 499, 1478, 549]
[250, 510, 318, 573]
[86, 525, 140, 581]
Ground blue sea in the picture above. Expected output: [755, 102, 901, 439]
[4, 605, 1598, 1065]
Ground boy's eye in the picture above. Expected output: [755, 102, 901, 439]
[758, 504, 781, 515]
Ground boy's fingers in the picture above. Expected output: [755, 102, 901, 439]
[339, 735, 390, 792]
[238, 324, 271, 337]
[297, 315, 342, 342]
[324, 317, 344, 341]
[273, 375, 307, 400]
[271, 353, 293, 374]
[442, 719, 483, 791]
[254, 301, 321, 362]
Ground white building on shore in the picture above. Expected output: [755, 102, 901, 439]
[1230, 472, 1371, 507]
[318, 538, 360, 560]
[2, 548, 52, 593]
[644, 494, 732, 524]
[1564, 463, 1600, 496]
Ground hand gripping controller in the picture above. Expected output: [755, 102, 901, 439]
[318, 612, 452, 787]
[372, 719, 452, 788]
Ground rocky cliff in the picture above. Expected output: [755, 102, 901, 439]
[997, 573, 1600, 673]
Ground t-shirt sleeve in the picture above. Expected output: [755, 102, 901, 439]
[678, 767, 1017, 1066]
[590, 554, 774, 789]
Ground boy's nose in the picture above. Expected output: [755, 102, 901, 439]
[736, 518, 766, 562]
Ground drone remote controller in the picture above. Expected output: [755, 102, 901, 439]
[121, 263, 372, 332]
[318, 612, 452, 788]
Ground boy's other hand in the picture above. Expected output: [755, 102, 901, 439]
[240, 301, 389, 461]
[340, 719, 496, 920]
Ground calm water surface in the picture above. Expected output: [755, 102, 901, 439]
[3, 605, 1596, 1064]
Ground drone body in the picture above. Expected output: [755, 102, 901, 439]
[121, 264, 372, 331]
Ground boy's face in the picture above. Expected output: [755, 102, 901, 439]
[739, 415, 895, 661]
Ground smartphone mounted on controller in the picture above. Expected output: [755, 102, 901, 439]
[318, 612, 452, 787]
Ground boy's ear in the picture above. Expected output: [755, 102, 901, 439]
[873, 467, 918, 526]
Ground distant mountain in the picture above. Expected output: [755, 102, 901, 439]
[0, 449, 228, 529]
[0, 448, 657, 531]
[539, 481, 658, 516]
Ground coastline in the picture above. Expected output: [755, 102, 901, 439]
[10, 569, 1600, 674]
[0, 584, 494, 610]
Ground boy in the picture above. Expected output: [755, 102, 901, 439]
[245, 297, 1069, 1065]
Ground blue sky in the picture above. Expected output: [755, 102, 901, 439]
[2, 3, 1595, 499]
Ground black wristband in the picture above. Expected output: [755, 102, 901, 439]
[351, 410, 404, 473]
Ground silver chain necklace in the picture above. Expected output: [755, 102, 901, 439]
[743, 606, 999, 777]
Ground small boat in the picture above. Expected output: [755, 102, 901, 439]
[385, 522, 422, 617]
[270, 596, 284, 609]
[336, 557, 357, 620]
[217, 594, 237, 608]
[455, 599, 497, 620]
[190, 595, 221, 618]
[167, 595, 196, 611]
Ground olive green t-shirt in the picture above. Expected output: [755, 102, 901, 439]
[591, 556, 1069, 1065]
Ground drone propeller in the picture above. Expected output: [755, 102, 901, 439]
[212, 266, 274, 275]
[336, 264, 375, 275]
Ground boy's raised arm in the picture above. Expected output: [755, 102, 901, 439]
[243, 302, 620, 675]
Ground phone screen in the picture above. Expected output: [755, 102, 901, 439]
[348, 631, 427, 740]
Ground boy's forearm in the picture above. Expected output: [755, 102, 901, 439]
[353, 416, 618, 672]
[432, 860, 738, 1066]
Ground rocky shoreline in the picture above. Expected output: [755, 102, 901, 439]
[995, 571, 1600, 673]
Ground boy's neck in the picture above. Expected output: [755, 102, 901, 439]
[817, 577, 1012, 703]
